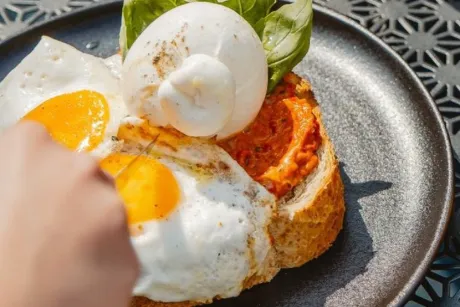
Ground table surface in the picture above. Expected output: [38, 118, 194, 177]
[1, 0, 459, 305]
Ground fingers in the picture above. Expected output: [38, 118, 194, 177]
[97, 168, 117, 189]
[11, 121, 134, 259]
[12, 121, 49, 137]
[11, 121, 121, 206]
[0, 121, 138, 307]
[3, 121, 51, 147]
[72, 152, 127, 226]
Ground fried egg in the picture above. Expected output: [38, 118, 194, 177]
[0, 37, 127, 157]
[100, 118, 276, 303]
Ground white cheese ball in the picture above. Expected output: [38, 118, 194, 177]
[122, 2, 268, 139]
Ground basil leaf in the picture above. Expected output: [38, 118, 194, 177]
[259, 0, 313, 91]
[120, 0, 275, 57]
[215, 0, 276, 28]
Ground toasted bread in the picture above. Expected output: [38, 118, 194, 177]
[131, 76, 345, 307]
[270, 78, 345, 268]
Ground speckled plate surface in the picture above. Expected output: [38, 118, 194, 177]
[0, 1, 454, 306]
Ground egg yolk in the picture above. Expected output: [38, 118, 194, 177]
[22, 90, 109, 152]
[100, 153, 180, 224]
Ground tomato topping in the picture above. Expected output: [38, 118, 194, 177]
[219, 73, 322, 198]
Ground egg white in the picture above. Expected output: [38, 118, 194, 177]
[119, 118, 276, 303]
[0, 36, 127, 158]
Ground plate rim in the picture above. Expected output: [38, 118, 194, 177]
[311, 5, 454, 306]
[0, 1, 454, 306]
[310, 5, 454, 306]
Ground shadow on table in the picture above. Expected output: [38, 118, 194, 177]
[213, 163, 393, 307]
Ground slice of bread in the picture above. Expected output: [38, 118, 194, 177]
[131, 76, 345, 307]
[270, 78, 345, 268]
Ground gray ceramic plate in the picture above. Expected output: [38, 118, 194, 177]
[0, 1, 454, 306]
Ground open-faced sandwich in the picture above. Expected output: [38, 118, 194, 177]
[0, 0, 345, 306]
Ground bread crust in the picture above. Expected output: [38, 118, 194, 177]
[270, 123, 345, 268]
[131, 76, 345, 306]
[131, 263, 280, 307]
[268, 78, 345, 268]
[272, 165, 345, 268]
[131, 298, 199, 307]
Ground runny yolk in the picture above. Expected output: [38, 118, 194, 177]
[100, 153, 180, 224]
[22, 90, 109, 152]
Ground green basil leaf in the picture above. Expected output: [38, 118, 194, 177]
[259, 0, 313, 92]
[199, 0, 276, 26]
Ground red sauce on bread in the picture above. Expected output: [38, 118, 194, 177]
[219, 73, 322, 198]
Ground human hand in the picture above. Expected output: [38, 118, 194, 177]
[0, 122, 139, 307]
